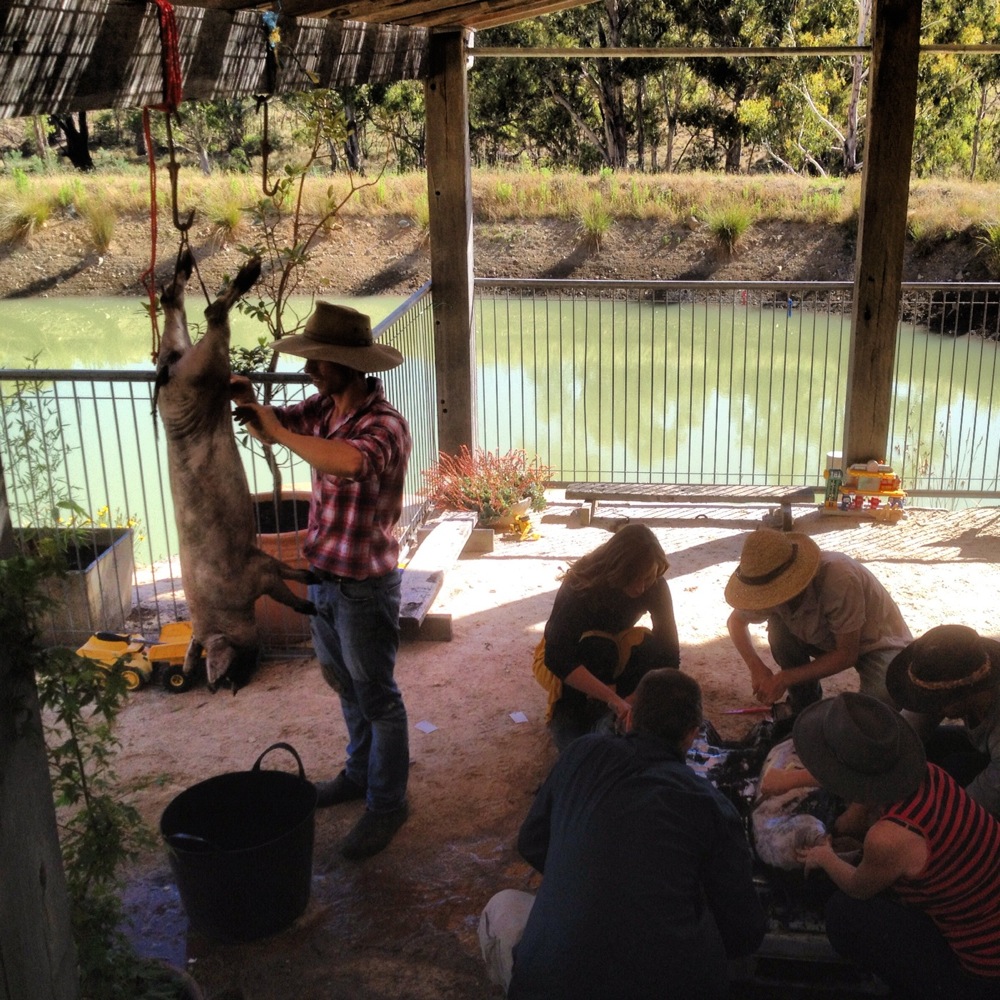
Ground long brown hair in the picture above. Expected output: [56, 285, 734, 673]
[565, 523, 669, 593]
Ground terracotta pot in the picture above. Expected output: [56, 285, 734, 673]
[252, 491, 313, 648]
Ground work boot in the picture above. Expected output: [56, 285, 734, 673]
[339, 803, 409, 860]
[314, 770, 366, 808]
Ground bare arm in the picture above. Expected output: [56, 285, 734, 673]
[727, 609, 777, 698]
[562, 665, 632, 729]
[798, 819, 927, 899]
[754, 628, 862, 706]
[234, 401, 364, 477]
[759, 766, 818, 798]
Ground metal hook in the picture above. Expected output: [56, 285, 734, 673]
[165, 113, 195, 232]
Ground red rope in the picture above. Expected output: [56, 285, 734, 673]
[150, 0, 183, 113]
[140, 0, 184, 363]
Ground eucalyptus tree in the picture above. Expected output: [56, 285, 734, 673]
[913, 0, 1000, 178]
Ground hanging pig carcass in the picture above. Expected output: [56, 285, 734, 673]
[155, 250, 316, 691]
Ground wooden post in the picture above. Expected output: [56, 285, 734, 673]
[843, 0, 922, 467]
[424, 28, 477, 455]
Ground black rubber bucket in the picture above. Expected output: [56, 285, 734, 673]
[160, 742, 317, 943]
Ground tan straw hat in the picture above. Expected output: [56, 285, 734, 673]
[271, 302, 404, 372]
[886, 624, 999, 713]
[792, 692, 926, 805]
[724, 528, 821, 611]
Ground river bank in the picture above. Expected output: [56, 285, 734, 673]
[0, 211, 988, 301]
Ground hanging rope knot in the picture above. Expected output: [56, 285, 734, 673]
[150, 0, 183, 114]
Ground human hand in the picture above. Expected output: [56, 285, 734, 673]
[796, 838, 833, 873]
[234, 402, 280, 444]
[610, 696, 632, 733]
[753, 670, 787, 706]
[229, 375, 257, 406]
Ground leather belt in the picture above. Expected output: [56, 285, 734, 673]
[312, 568, 346, 583]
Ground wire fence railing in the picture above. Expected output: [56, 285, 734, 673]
[3, 277, 1000, 648]
[0, 283, 436, 648]
[474, 279, 1000, 498]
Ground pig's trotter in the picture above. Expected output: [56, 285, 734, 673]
[233, 256, 262, 296]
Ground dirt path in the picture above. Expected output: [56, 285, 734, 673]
[113, 498, 1000, 999]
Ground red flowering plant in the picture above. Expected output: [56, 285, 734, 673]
[420, 447, 551, 525]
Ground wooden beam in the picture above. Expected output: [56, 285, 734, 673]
[425, 28, 477, 455]
[0, 654, 77, 1000]
[844, 0, 921, 467]
[0, 1, 428, 118]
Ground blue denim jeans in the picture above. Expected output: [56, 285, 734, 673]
[309, 569, 409, 812]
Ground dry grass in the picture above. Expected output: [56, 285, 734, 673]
[2, 166, 1000, 252]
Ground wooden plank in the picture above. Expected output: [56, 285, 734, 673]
[0, 1, 429, 118]
[564, 483, 818, 505]
[399, 511, 476, 634]
[843, 0, 921, 468]
[425, 28, 477, 455]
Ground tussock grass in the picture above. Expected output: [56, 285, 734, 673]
[706, 202, 755, 254]
[0, 195, 52, 244]
[79, 199, 117, 253]
[578, 193, 612, 249]
[975, 221, 1000, 277]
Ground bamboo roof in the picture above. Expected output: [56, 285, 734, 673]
[0, 0, 592, 117]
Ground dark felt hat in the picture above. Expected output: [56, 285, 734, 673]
[886, 624, 998, 713]
[271, 302, 404, 371]
[792, 692, 926, 805]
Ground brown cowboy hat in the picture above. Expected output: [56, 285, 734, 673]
[724, 528, 821, 611]
[886, 624, 998, 713]
[271, 302, 404, 371]
[793, 692, 926, 805]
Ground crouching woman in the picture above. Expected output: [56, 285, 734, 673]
[532, 523, 680, 750]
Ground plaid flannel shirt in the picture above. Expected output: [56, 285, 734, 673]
[276, 377, 411, 579]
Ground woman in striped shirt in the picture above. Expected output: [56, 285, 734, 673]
[792, 692, 1000, 999]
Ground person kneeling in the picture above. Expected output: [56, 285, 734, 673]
[480, 670, 765, 1000]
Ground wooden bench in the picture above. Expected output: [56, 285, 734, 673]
[564, 483, 820, 528]
[399, 511, 479, 640]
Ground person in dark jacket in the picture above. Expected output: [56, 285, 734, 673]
[532, 523, 680, 749]
[479, 670, 766, 1000]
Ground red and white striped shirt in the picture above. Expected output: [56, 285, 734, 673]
[885, 763, 1000, 978]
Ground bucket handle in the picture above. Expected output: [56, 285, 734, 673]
[252, 741, 307, 780]
[165, 832, 220, 853]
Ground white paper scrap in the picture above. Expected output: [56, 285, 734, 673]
[415, 720, 438, 734]
[510, 711, 528, 724]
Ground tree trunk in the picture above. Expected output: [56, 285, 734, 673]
[50, 111, 94, 171]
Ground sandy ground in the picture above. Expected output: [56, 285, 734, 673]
[113, 495, 1000, 1000]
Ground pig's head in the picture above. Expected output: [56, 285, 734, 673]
[203, 632, 260, 694]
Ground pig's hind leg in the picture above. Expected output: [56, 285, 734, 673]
[253, 550, 318, 617]
[157, 249, 196, 357]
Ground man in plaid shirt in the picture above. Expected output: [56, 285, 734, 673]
[232, 302, 412, 859]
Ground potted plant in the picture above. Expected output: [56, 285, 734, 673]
[420, 446, 551, 529]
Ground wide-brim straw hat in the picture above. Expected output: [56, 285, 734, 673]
[724, 528, 821, 611]
[793, 692, 926, 805]
[886, 624, 999, 713]
[271, 302, 404, 372]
